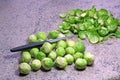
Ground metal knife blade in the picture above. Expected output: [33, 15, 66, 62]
[10, 34, 74, 52]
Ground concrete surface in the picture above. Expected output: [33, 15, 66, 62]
[0, 0, 120, 80]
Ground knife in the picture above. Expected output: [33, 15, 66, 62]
[10, 34, 74, 52]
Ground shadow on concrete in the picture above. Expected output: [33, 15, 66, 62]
[3, 52, 20, 59]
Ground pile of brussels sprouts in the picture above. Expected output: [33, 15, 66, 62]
[19, 31, 95, 75]
[58, 6, 120, 43]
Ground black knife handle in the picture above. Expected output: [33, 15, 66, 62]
[10, 41, 46, 52]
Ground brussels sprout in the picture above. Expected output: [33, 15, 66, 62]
[56, 47, 65, 57]
[29, 34, 37, 43]
[48, 51, 57, 60]
[66, 40, 75, 47]
[69, 9, 76, 16]
[19, 62, 31, 74]
[73, 52, 83, 60]
[64, 54, 74, 65]
[55, 57, 68, 69]
[66, 47, 75, 55]
[21, 51, 31, 63]
[98, 9, 108, 17]
[107, 25, 118, 33]
[41, 58, 54, 70]
[36, 51, 46, 61]
[36, 32, 47, 40]
[73, 42, 85, 53]
[57, 40, 67, 48]
[30, 48, 39, 58]
[75, 58, 87, 70]
[98, 27, 109, 37]
[115, 31, 120, 38]
[41, 42, 53, 54]
[84, 52, 95, 66]
[31, 59, 41, 71]
[59, 13, 67, 18]
[49, 30, 59, 39]
[78, 31, 86, 40]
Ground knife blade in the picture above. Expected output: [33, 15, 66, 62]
[10, 34, 74, 52]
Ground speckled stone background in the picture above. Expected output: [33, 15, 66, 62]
[0, 0, 120, 80]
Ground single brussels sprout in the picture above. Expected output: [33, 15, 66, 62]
[31, 59, 41, 71]
[78, 31, 86, 40]
[69, 9, 76, 16]
[56, 47, 65, 57]
[21, 51, 31, 63]
[84, 52, 95, 66]
[59, 13, 67, 18]
[66, 47, 75, 55]
[115, 31, 120, 38]
[98, 27, 109, 37]
[29, 34, 37, 43]
[41, 42, 53, 54]
[19, 62, 31, 74]
[88, 33, 99, 44]
[73, 42, 85, 53]
[30, 48, 39, 58]
[48, 51, 57, 60]
[75, 58, 87, 70]
[64, 54, 74, 65]
[55, 57, 68, 69]
[66, 40, 75, 47]
[36, 51, 46, 61]
[41, 58, 54, 70]
[107, 25, 118, 33]
[73, 52, 84, 60]
[57, 40, 67, 48]
[36, 32, 47, 40]
[98, 9, 108, 17]
[49, 30, 59, 39]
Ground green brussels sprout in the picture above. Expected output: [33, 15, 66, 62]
[76, 9, 82, 17]
[19, 62, 31, 74]
[36, 32, 47, 40]
[98, 27, 109, 37]
[66, 47, 75, 55]
[48, 51, 57, 60]
[56, 47, 65, 57]
[98, 9, 108, 17]
[64, 54, 74, 65]
[107, 25, 118, 33]
[49, 30, 59, 39]
[69, 9, 76, 16]
[78, 31, 86, 40]
[115, 31, 120, 38]
[31, 59, 41, 71]
[41, 58, 54, 70]
[73, 42, 85, 53]
[55, 57, 68, 69]
[36, 51, 46, 61]
[75, 58, 87, 70]
[57, 40, 67, 48]
[41, 42, 53, 54]
[30, 48, 39, 58]
[73, 52, 84, 60]
[29, 34, 37, 43]
[84, 52, 95, 66]
[66, 40, 75, 47]
[59, 13, 67, 18]
[21, 51, 31, 63]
